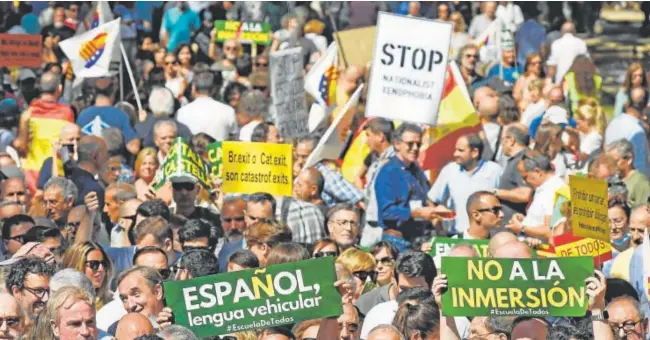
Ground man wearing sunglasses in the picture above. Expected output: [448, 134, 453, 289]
[461, 191, 503, 240]
[1, 214, 34, 258]
[114, 198, 142, 247]
[171, 175, 222, 232]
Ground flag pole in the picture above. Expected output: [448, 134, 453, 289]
[119, 51, 124, 103]
[120, 43, 142, 111]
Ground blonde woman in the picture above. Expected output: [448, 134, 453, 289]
[62, 242, 114, 310]
[574, 98, 606, 158]
[243, 220, 293, 267]
[449, 12, 470, 60]
[336, 248, 377, 301]
[134, 148, 159, 201]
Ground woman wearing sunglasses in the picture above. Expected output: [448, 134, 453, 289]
[371, 240, 399, 286]
[62, 241, 114, 309]
[336, 248, 378, 303]
[312, 238, 340, 259]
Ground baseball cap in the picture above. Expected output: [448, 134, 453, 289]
[169, 174, 199, 184]
[0, 164, 24, 179]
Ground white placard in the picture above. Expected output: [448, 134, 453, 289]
[269, 47, 309, 139]
[366, 12, 452, 125]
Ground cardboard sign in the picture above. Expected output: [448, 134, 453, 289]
[553, 232, 613, 266]
[222, 141, 293, 196]
[206, 142, 223, 178]
[0, 34, 42, 68]
[163, 257, 342, 337]
[569, 176, 609, 242]
[213, 20, 271, 45]
[366, 12, 452, 125]
[152, 138, 212, 190]
[335, 26, 376, 67]
[269, 47, 309, 139]
[441, 257, 593, 317]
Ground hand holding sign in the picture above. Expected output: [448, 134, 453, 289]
[156, 307, 174, 329]
[586, 270, 606, 312]
[84, 192, 99, 216]
[432, 274, 448, 309]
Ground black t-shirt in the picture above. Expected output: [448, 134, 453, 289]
[41, 24, 75, 60]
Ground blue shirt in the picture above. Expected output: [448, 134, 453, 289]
[516, 19, 546, 67]
[163, 7, 201, 51]
[486, 64, 522, 87]
[628, 246, 650, 319]
[428, 160, 502, 233]
[374, 157, 431, 234]
[217, 238, 245, 273]
[529, 116, 577, 140]
[605, 113, 650, 178]
[76, 106, 138, 142]
[21, 13, 40, 34]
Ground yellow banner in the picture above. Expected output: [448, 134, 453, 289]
[569, 176, 609, 242]
[222, 142, 293, 196]
[555, 237, 612, 259]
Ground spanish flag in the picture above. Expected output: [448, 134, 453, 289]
[419, 61, 481, 181]
[341, 119, 371, 184]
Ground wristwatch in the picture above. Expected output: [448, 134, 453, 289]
[591, 310, 609, 322]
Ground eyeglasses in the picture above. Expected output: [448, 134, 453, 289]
[253, 85, 267, 91]
[255, 62, 268, 67]
[332, 219, 358, 228]
[222, 216, 245, 223]
[477, 206, 502, 215]
[224, 46, 237, 51]
[464, 54, 478, 59]
[23, 286, 49, 300]
[610, 319, 644, 336]
[158, 268, 172, 280]
[246, 215, 273, 224]
[165, 60, 178, 65]
[0, 317, 20, 328]
[85, 260, 108, 272]
[314, 251, 338, 258]
[375, 257, 395, 266]
[402, 141, 422, 150]
[7, 234, 25, 243]
[609, 217, 626, 226]
[172, 182, 195, 191]
[353, 270, 377, 283]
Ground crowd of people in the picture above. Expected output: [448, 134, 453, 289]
[0, 1, 647, 340]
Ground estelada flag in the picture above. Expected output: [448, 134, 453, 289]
[304, 42, 338, 107]
[418, 61, 481, 180]
[60, 18, 121, 82]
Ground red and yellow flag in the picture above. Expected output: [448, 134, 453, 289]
[419, 61, 481, 181]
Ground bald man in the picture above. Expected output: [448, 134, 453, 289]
[0, 293, 25, 339]
[465, 191, 503, 239]
[492, 240, 532, 259]
[547, 20, 588, 83]
[294, 167, 325, 209]
[511, 317, 549, 340]
[487, 231, 518, 257]
[367, 325, 405, 340]
[610, 206, 650, 281]
[113, 198, 142, 247]
[115, 313, 154, 340]
[1, 177, 30, 212]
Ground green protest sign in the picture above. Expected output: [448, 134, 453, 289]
[152, 138, 212, 190]
[206, 142, 223, 178]
[163, 257, 342, 338]
[213, 20, 271, 45]
[441, 257, 593, 317]
[430, 237, 489, 258]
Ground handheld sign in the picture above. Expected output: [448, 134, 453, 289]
[366, 12, 452, 125]
[270, 47, 309, 139]
[441, 257, 593, 317]
[429, 237, 488, 268]
[222, 141, 293, 196]
[213, 20, 271, 45]
[0, 34, 42, 68]
[569, 176, 609, 242]
[152, 138, 212, 190]
[206, 142, 223, 178]
[163, 257, 342, 338]
[553, 232, 612, 266]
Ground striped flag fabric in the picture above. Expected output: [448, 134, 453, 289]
[475, 20, 500, 49]
[77, 1, 114, 34]
[304, 42, 338, 107]
[418, 61, 482, 180]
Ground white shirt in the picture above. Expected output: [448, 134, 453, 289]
[547, 33, 589, 84]
[521, 100, 547, 127]
[580, 130, 603, 155]
[97, 295, 126, 332]
[496, 3, 523, 32]
[238, 120, 262, 141]
[428, 160, 502, 233]
[177, 97, 237, 141]
[522, 175, 565, 228]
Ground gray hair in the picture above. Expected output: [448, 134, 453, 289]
[607, 296, 645, 319]
[223, 195, 245, 207]
[40, 72, 61, 94]
[607, 139, 635, 162]
[326, 202, 360, 221]
[192, 72, 214, 94]
[44, 177, 78, 203]
[50, 269, 96, 301]
[505, 125, 530, 146]
[157, 325, 199, 340]
[153, 120, 177, 137]
[394, 123, 422, 142]
[486, 316, 513, 337]
[101, 128, 125, 155]
[148, 87, 175, 117]
[520, 150, 553, 172]
[238, 90, 267, 119]
[368, 324, 406, 340]
[116, 266, 162, 290]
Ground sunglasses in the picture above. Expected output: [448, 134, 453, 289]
[222, 216, 245, 223]
[477, 206, 502, 215]
[255, 62, 268, 67]
[85, 260, 108, 272]
[172, 182, 195, 191]
[165, 60, 178, 65]
[253, 85, 267, 91]
[353, 270, 377, 283]
[375, 257, 395, 266]
[158, 268, 172, 280]
[403, 141, 422, 150]
[314, 251, 338, 258]
[464, 54, 478, 59]
[7, 234, 24, 243]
